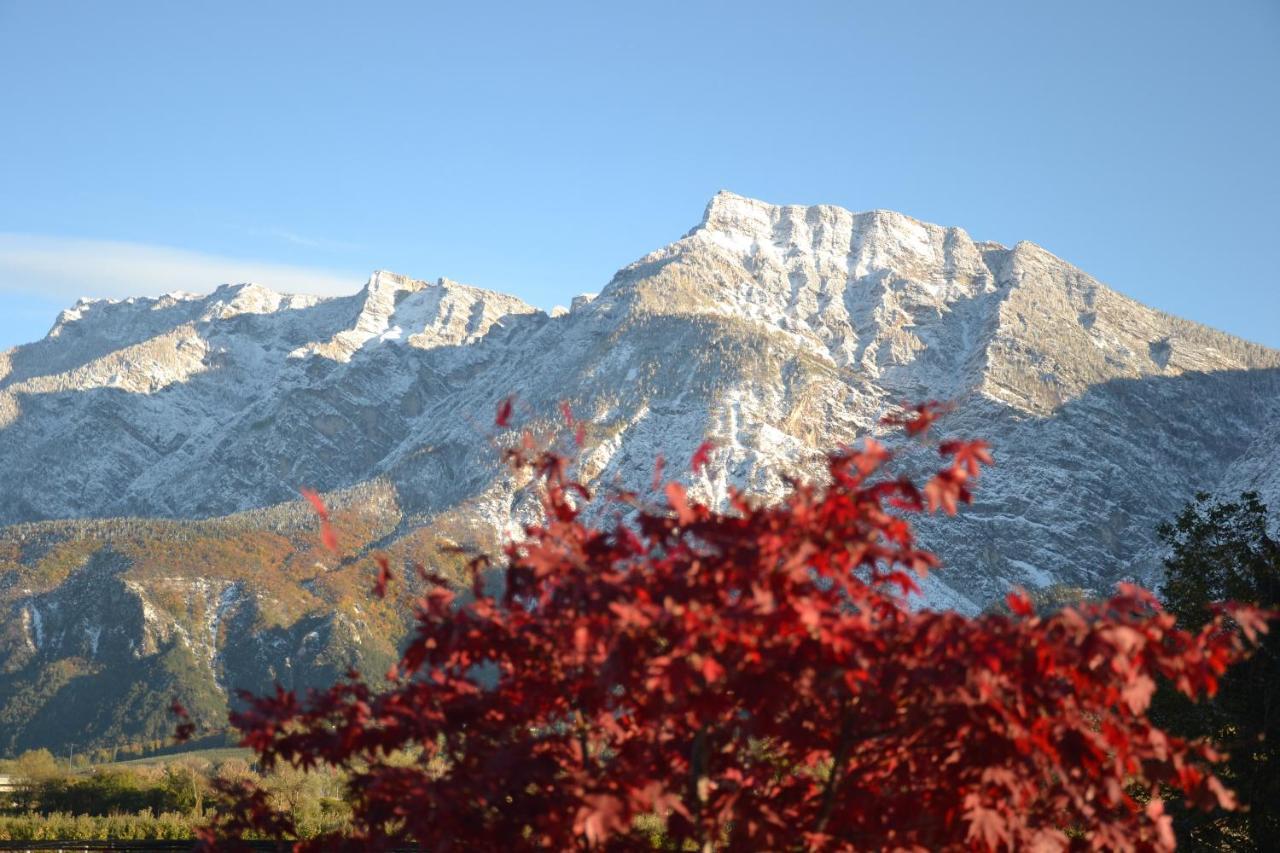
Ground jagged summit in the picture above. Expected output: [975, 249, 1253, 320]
[699, 189, 969, 242]
[698, 189, 1016, 254]
[692, 192, 1109, 294]
[289, 270, 538, 362]
[33, 268, 538, 358]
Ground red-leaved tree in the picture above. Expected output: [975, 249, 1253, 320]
[200, 403, 1266, 851]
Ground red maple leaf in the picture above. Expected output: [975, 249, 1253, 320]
[924, 468, 970, 515]
[651, 454, 666, 491]
[170, 698, 195, 743]
[299, 487, 338, 551]
[940, 439, 995, 476]
[495, 395, 515, 428]
[372, 553, 392, 599]
[882, 400, 954, 437]
[690, 440, 717, 474]
[1007, 590, 1036, 617]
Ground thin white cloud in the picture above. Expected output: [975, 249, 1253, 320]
[259, 228, 363, 252]
[0, 233, 367, 303]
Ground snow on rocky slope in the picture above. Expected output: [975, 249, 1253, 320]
[2, 191, 1278, 751]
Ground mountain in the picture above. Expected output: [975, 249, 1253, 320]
[2, 191, 1278, 755]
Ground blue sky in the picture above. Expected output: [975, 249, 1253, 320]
[1, 0, 1277, 350]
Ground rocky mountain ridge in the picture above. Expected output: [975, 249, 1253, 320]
[2, 191, 1277, 754]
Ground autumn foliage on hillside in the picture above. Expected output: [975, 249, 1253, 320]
[200, 403, 1266, 851]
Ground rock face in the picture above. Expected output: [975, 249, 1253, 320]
[2, 191, 1278, 753]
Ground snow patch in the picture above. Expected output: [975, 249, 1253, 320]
[1006, 559, 1053, 589]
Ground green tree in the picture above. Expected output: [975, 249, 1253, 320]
[0, 749, 64, 812]
[1, 749, 62, 783]
[161, 760, 210, 817]
[1154, 491, 1280, 850]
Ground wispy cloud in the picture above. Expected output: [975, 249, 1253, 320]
[259, 228, 363, 252]
[0, 233, 367, 302]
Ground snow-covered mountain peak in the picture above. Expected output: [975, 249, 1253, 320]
[44, 281, 318, 344]
[698, 189, 773, 230]
[200, 281, 319, 321]
[666, 193, 1280, 414]
[285, 270, 539, 362]
[695, 190, 978, 272]
[49, 294, 132, 335]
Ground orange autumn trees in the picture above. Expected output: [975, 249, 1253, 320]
[200, 403, 1266, 851]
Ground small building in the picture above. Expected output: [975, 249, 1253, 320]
[0, 775, 16, 792]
